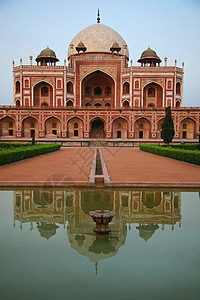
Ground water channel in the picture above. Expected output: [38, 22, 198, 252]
[0, 188, 199, 300]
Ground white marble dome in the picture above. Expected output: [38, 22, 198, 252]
[67, 23, 129, 58]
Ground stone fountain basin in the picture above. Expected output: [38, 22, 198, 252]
[89, 210, 116, 233]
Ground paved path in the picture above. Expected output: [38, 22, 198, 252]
[0, 148, 95, 186]
[101, 148, 200, 187]
[0, 147, 199, 187]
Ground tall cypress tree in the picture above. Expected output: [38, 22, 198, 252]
[161, 107, 175, 147]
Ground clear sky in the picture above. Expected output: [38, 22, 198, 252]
[0, 0, 199, 106]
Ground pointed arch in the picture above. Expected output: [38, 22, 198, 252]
[143, 82, 163, 107]
[33, 81, 54, 107]
[22, 116, 39, 138]
[81, 70, 115, 107]
[67, 117, 83, 138]
[45, 117, 61, 137]
[90, 117, 105, 138]
[0, 116, 16, 137]
[112, 117, 128, 138]
[135, 117, 151, 139]
[180, 117, 196, 139]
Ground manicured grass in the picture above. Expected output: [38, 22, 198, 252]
[0, 143, 61, 166]
[139, 144, 200, 165]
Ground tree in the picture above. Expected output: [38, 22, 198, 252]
[31, 132, 36, 145]
[161, 107, 175, 147]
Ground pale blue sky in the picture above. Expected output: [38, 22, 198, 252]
[0, 0, 199, 106]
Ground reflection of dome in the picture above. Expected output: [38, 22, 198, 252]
[67, 227, 127, 263]
[68, 23, 129, 58]
[89, 235, 117, 254]
[37, 222, 59, 240]
[136, 224, 159, 242]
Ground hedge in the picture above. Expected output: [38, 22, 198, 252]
[0, 144, 61, 165]
[0, 142, 30, 149]
[139, 144, 200, 165]
[164, 144, 199, 151]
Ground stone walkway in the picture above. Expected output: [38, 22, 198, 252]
[0, 147, 199, 188]
[0, 148, 95, 186]
[101, 148, 200, 187]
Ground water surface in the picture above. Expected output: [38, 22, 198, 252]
[0, 189, 200, 300]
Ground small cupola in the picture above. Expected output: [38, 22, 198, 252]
[36, 46, 59, 66]
[138, 47, 162, 67]
[110, 41, 121, 54]
[76, 41, 87, 53]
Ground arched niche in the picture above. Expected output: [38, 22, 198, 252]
[16, 81, 20, 93]
[66, 100, 73, 107]
[81, 70, 115, 107]
[90, 118, 105, 138]
[68, 117, 83, 138]
[143, 82, 163, 107]
[112, 117, 128, 138]
[45, 117, 61, 137]
[16, 100, 20, 107]
[33, 81, 53, 106]
[122, 82, 130, 95]
[67, 81, 73, 94]
[180, 118, 196, 139]
[176, 82, 181, 95]
[123, 100, 129, 108]
[135, 118, 151, 139]
[0, 116, 16, 137]
[22, 117, 38, 138]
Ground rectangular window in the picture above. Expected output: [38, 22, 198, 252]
[139, 131, 143, 138]
[117, 131, 121, 138]
[52, 130, 57, 135]
[74, 130, 78, 137]
[9, 130, 13, 136]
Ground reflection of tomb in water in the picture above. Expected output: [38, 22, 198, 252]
[13, 189, 181, 258]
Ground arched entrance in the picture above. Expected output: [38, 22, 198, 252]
[33, 81, 53, 106]
[143, 82, 163, 107]
[68, 117, 83, 138]
[180, 118, 196, 139]
[0, 116, 16, 137]
[82, 70, 115, 107]
[112, 117, 128, 138]
[22, 117, 38, 138]
[45, 117, 61, 137]
[91, 119, 104, 138]
[135, 118, 151, 139]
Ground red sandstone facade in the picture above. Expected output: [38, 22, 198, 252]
[0, 21, 199, 142]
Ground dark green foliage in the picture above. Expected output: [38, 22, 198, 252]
[0, 144, 61, 166]
[139, 144, 200, 165]
[31, 132, 36, 145]
[198, 134, 200, 150]
[0, 142, 30, 149]
[169, 144, 199, 150]
[161, 107, 175, 146]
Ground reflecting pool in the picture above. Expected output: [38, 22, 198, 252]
[0, 189, 200, 300]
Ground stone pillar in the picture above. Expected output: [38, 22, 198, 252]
[164, 57, 167, 66]
[29, 56, 33, 66]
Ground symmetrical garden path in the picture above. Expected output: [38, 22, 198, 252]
[0, 148, 95, 186]
[101, 148, 200, 187]
[0, 147, 199, 187]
